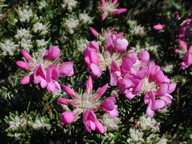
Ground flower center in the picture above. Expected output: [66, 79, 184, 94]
[103, 3, 116, 13]
[141, 77, 157, 93]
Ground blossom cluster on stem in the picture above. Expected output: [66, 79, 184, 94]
[175, 18, 192, 69]
[16, 46, 74, 93]
[109, 50, 176, 117]
[83, 27, 128, 77]
[97, 0, 127, 20]
[57, 76, 119, 133]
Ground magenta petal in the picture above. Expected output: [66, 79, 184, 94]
[97, 6, 105, 11]
[58, 62, 74, 77]
[112, 8, 127, 15]
[90, 51, 99, 64]
[57, 98, 69, 105]
[47, 82, 56, 93]
[45, 46, 60, 61]
[95, 120, 104, 134]
[21, 49, 31, 60]
[62, 85, 75, 98]
[121, 59, 133, 73]
[115, 38, 129, 53]
[157, 83, 168, 96]
[155, 70, 165, 84]
[83, 110, 97, 131]
[61, 111, 76, 125]
[101, 97, 115, 111]
[33, 65, 46, 85]
[21, 75, 31, 84]
[86, 76, 93, 91]
[96, 84, 108, 99]
[16, 61, 31, 69]
[112, 0, 118, 5]
[152, 99, 166, 110]
[90, 28, 99, 36]
[153, 24, 164, 30]
[146, 105, 154, 117]
[168, 82, 176, 93]
[138, 50, 150, 63]
[102, 14, 107, 20]
[46, 65, 59, 82]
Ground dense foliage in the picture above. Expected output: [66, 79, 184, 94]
[0, 0, 192, 143]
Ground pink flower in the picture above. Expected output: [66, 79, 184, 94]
[97, 0, 127, 20]
[83, 109, 104, 133]
[61, 111, 76, 125]
[16, 47, 74, 93]
[153, 24, 164, 30]
[58, 76, 114, 133]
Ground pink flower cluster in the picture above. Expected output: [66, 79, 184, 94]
[83, 28, 128, 77]
[97, 0, 127, 20]
[16, 46, 74, 93]
[109, 50, 176, 117]
[175, 18, 192, 69]
[57, 76, 118, 133]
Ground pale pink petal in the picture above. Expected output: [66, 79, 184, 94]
[152, 99, 166, 110]
[40, 78, 47, 88]
[62, 85, 75, 98]
[125, 91, 135, 99]
[102, 14, 107, 20]
[168, 82, 176, 94]
[97, 6, 105, 11]
[86, 76, 93, 92]
[108, 108, 118, 117]
[157, 83, 168, 96]
[96, 84, 108, 99]
[138, 50, 150, 63]
[146, 105, 154, 117]
[58, 62, 74, 77]
[112, 0, 118, 5]
[61, 111, 76, 125]
[160, 96, 172, 105]
[114, 38, 129, 53]
[21, 75, 31, 84]
[47, 82, 56, 93]
[90, 63, 102, 77]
